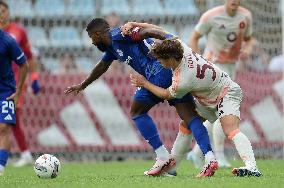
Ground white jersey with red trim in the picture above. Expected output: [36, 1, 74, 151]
[168, 42, 233, 106]
[195, 5, 252, 64]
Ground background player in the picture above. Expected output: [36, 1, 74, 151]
[130, 38, 261, 177]
[0, 29, 28, 175]
[65, 18, 217, 177]
[188, 0, 253, 168]
[0, 1, 41, 167]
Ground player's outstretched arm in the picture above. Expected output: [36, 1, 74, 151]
[7, 62, 29, 105]
[122, 22, 164, 35]
[65, 60, 112, 95]
[130, 73, 172, 100]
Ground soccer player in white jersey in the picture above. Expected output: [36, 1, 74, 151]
[188, 0, 254, 168]
[130, 38, 262, 177]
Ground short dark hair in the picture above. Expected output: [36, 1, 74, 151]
[86, 18, 110, 33]
[0, 0, 9, 9]
[151, 39, 184, 61]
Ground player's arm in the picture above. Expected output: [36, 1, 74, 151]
[22, 29, 41, 94]
[65, 60, 112, 95]
[121, 22, 172, 41]
[130, 73, 173, 100]
[189, 10, 212, 53]
[6, 39, 29, 105]
[122, 22, 163, 34]
[189, 31, 203, 54]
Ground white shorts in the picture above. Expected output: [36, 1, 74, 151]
[215, 63, 237, 81]
[195, 82, 242, 124]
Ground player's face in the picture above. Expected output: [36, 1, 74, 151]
[225, 0, 240, 11]
[88, 30, 111, 52]
[0, 5, 9, 26]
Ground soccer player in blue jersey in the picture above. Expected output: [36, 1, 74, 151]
[65, 18, 218, 177]
[0, 29, 28, 175]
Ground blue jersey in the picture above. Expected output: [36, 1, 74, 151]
[0, 29, 27, 99]
[102, 28, 164, 79]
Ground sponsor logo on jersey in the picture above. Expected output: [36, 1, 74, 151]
[4, 114, 12, 121]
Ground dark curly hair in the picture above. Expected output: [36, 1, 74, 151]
[151, 39, 184, 61]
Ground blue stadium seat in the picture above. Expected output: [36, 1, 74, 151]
[132, 0, 164, 16]
[82, 31, 93, 47]
[42, 58, 60, 73]
[179, 25, 206, 51]
[34, 0, 65, 17]
[66, 0, 95, 17]
[164, 0, 199, 16]
[7, 0, 34, 18]
[101, 0, 130, 16]
[159, 24, 178, 36]
[179, 25, 195, 43]
[50, 26, 82, 48]
[76, 58, 96, 73]
[27, 27, 49, 47]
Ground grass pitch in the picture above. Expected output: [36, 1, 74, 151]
[2, 160, 283, 188]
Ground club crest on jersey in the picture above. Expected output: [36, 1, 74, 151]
[239, 21, 246, 29]
[117, 49, 124, 57]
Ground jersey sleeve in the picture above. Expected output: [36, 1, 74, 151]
[244, 12, 253, 39]
[195, 12, 213, 35]
[20, 29, 33, 60]
[168, 67, 192, 99]
[8, 37, 27, 65]
[101, 51, 117, 63]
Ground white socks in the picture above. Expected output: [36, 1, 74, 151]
[0, 164, 5, 173]
[213, 120, 226, 160]
[231, 131, 257, 170]
[21, 150, 32, 159]
[204, 151, 216, 164]
[171, 132, 193, 166]
[155, 145, 169, 160]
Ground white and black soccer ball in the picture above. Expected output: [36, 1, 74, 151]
[34, 154, 61, 179]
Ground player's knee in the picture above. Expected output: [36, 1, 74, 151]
[227, 129, 240, 140]
[0, 124, 11, 136]
[179, 120, 192, 135]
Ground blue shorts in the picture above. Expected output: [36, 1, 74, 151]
[134, 68, 194, 106]
[0, 99, 16, 125]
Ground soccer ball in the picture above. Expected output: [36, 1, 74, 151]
[34, 154, 61, 179]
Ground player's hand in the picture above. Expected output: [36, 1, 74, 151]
[130, 73, 147, 87]
[31, 80, 41, 95]
[121, 22, 135, 35]
[64, 84, 85, 95]
[6, 92, 20, 105]
[239, 51, 250, 62]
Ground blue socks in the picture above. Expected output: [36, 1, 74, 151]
[132, 113, 163, 150]
[188, 117, 212, 155]
[0, 149, 9, 168]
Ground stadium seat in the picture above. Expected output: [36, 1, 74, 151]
[159, 24, 178, 36]
[42, 58, 60, 73]
[179, 25, 195, 43]
[76, 58, 96, 73]
[34, 0, 65, 17]
[179, 25, 206, 50]
[66, 0, 95, 17]
[50, 26, 82, 48]
[131, 0, 164, 16]
[82, 31, 92, 47]
[101, 0, 130, 16]
[27, 27, 49, 47]
[7, 0, 34, 18]
[164, 0, 199, 16]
